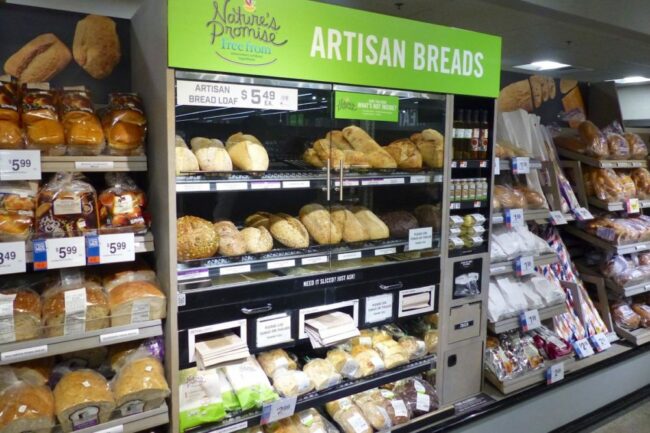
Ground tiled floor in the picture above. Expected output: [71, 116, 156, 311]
[583, 398, 650, 432]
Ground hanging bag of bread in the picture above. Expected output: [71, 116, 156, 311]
[36, 173, 99, 238]
[0, 366, 55, 433]
[101, 93, 146, 156]
[0, 76, 24, 149]
[59, 89, 105, 155]
[98, 173, 148, 234]
[0, 181, 37, 242]
[0, 287, 41, 343]
[111, 349, 170, 416]
[21, 84, 66, 156]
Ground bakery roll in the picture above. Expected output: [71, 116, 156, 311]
[53, 370, 115, 432]
[380, 211, 418, 238]
[213, 221, 246, 256]
[411, 129, 444, 168]
[240, 226, 273, 253]
[225, 132, 269, 171]
[299, 204, 342, 245]
[385, 139, 422, 169]
[4, 33, 71, 83]
[73, 15, 121, 79]
[108, 281, 166, 327]
[191, 137, 233, 172]
[112, 357, 170, 415]
[0, 288, 41, 343]
[42, 285, 109, 338]
[0, 373, 55, 433]
[22, 88, 65, 155]
[351, 207, 389, 240]
[102, 93, 147, 156]
[176, 216, 219, 261]
[302, 358, 341, 391]
[0, 120, 23, 149]
[269, 213, 309, 248]
[330, 205, 368, 243]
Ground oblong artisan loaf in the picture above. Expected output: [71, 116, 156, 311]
[112, 357, 170, 413]
[53, 370, 115, 433]
[108, 281, 166, 327]
[0, 288, 41, 342]
[225, 132, 268, 171]
[330, 205, 368, 243]
[0, 378, 54, 433]
[299, 204, 342, 245]
[385, 139, 422, 169]
[213, 221, 246, 256]
[176, 215, 219, 261]
[269, 213, 309, 248]
[41, 286, 109, 337]
[351, 206, 389, 240]
[190, 137, 232, 172]
[342, 126, 382, 153]
[241, 226, 273, 253]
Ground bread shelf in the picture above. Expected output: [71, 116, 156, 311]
[557, 148, 647, 169]
[564, 225, 650, 255]
[384, 406, 456, 433]
[588, 197, 650, 212]
[575, 261, 650, 298]
[0, 319, 163, 365]
[58, 403, 169, 433]
[186, 355, 436, 433]
[614, 324, 650, 346]
[41, 156, 148, 172]
[498, 158, 543, 171]
[487, 302, 567, 334]
[485, 355, 574, 395]
[491, 208, 550, 225]
[489, 252, 559, 276]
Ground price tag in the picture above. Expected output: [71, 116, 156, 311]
[34, 237, 86, 270]
[216, 182, 248, 191]
[460, 161, 468, 168]
[410, 175, 428, 184]
[282, 181, 310, 189]
[451, 161, 457, 168]
[573, 207, 594, 221]
[408, 227, 433, 251]
[251, 182, 282, 190]
[590, 332, 611, 352]
[480, 160, 488, 168]
[515, 255, 534, 276]
[546, 362, 564, 385]
[302, 256, 328, 265]
[267, 259, 295, 270]
[176, 183, 210, 192]
[573, 338, 595, 358]
[375, 247, 397, 256]
[338, 251, 362, 261]
[260, 396, 297, 424]
[95, 425, 123, 433]
[256, 313, 292, 348]
[220, 264, 251, 275]
[176, 80, 298, 111]
[88, 233, 135, 265]
[74, 161, 115, 170]
[99, 328, 140, 344]
[626, 198, 641, 214]
[0, 241, 26, 275]
[365, 293, 393, 324]
[494, 157, 500, 175]
[512, 157, 530, 174]
[177, 268, 209, 281]
[0, 345, 48, 362]
[450, 202, 461, 210]
[504, 208, 525, 229]
[519, 309, 541, 332]
[549, 211, 568, 225]
[0, 150, 41, 180]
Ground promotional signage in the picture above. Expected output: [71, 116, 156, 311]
[335, 91, 398, 122]
[168, 0, 501, 97]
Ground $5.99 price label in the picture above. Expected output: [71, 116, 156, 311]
[33, 237, 86, 270]
[0, 241, 26, 275]
[176, 80, 298, 111]
[87, 233, 135, 265]
[0, 150, 41, 180]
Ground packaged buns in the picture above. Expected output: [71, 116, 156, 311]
[0, 368, 55, 433]
[102, 93, 146, 156]
[176, 216, 219, 261]
[0, 181, 36, 241]
[578, 121, 608, 158]
[72, 15, 121, 79]
[257, 349, 297, 378]
[269, 213, 309, 249]
[379, 211, 418, 238]
[302, 358, 341, 391]
[351, 207, 389, 240]
[225, 132, 269, 171]
[21, 87, 65, 156]
[59, 89, 105, 155]
[611, 302, 641, 330]
[587, 168, 625, 202]
[606, 132, 630, 159]
[98, 173, 147, 234]
[53, 370, 115, 432]
[292, 409, 331, 433]
[108, 281, 166, 326]
[0, 288, 41, 343]
[631, 168, 650, 199]
[624, 133, 648, 159]
[42, 284, 109, 337]
[631, 304, 650, 328]
[0, 77, 23, 149]
[299, 204, 342, 245]
[240, 226, 273, 253]
[385, 139, 422, 169]
[330, 205, 368, 243]
[112, 356, 170, 415]
[326, 348, 361, 379]
[190, 137, 232, 172]
[213, 221, 246, 256]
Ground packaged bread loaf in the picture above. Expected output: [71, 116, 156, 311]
[0, 181, 36, 241]
[240, 226, 273, 253]
[578, 121, 608, 158]
[411, 129, 444, 168]
[351, 207, 389, 240]
[385, 139, 422, 169]
[269, 213, 309, 248]
[212, 221, 246, 256]
[42, 282, 109, 337]
[53, 369, 115, 432]
[611, 302, 641, 330]
[4, 33, 71, 83]
[265, 417, 300, 433]
[272, 369, 314, 397]
[21, 86, 65, 156]
[330, 205, 368, 243]
[98, 173, 147, 234]
[102, 261, 156, 293]
[352, 390, 393, 430]
[36, 173, 99, 237]
[394, 377, 438, 416]
[299, 204, 342, 245]
[0, 288, 41, 343]
[73, 15, 121, 79]
[326, 397, 372, 433]
[302, 358, 341, 391]
[619, 173, 637, 199]
[351, 346, 385, 376]
[631, 304, 650, 328]
[378, 388, 411, 425]
[0, 76, 23, 149]
[112, 356, 170, 415]
[102, 93, 146, 156]
[190, 137, 233, 172]
[59, 89, 105, 156]
[624, 133, 648, 159]
[225, 132, 269, 171]
[0, 367, 55, 433]
[326, 348, 361, 379]
[176, 216, 219, 261]
[380, 211, 418, 238]
[175, 136, 199, 174]
[179, 367, 225, 432]
[292, 408, 333, 433]
[373, 339, 408, 369]
[108, 280, 166, 326]
[257, 349, 297, 378]
[606, 132, 630, 159]
[398, 336, 426, 360]
[631, 168, 650, 199]
[493, 185, 526, 209]
[587, 168, 625, 202]
[513, 186, 546, 209]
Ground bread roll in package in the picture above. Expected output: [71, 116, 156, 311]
[0, 76, 24, 150]
[111, 352, 170, 416]
[350, 345, 385, 377]
[59, 89, 105, 156]
[21, 86, 66, 156]
[0, 366, 55, 433]
[98, 173, 148, 234]
[179, 367, 225, 432]
[0, 288, 41, 344]
[271, 369, 314, 398]
[257, 349, 297, 378]
[351, 390, 393, 430]
[101, 93, 147, 156]
[0, 181, 37, 242]
[625, 133, 649, 159]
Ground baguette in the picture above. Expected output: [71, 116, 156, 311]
[342, 126, 382, 153]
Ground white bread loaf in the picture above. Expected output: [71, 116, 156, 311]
[226, 132, 268, 171]
[112, 357, 170, 415]
[0, 288, 41, 343]
[108, 281, 166, 327]
[190, 137, 233, 172]
[175, 142, 199, 175]
[102, 263, 157, 293]
[0, 379, 54, 433]
[53, 370, 115, 433]
[41, 286, 109, 338]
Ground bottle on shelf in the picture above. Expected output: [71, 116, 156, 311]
[479, 110, 489, 160]
[453, 109, 464, 160]
[450, 179, 457, 202]
[470, 110, 481, 160]
[462, 109, 472, 160]
[460, 179, 469, 201]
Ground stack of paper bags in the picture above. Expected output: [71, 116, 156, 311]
[305, 311, 359, 348]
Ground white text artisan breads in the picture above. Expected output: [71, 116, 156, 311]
[299, 204, 342, 245]
[112, 357, 170, 413]
[108, 281, 166, 326]
[226, 132, 269, 171]
[41, 285, 109, 337]
[190, 137, 233, 172]
[53, 370, 115, 432]
[351, 206, 389, 240]
[0, 370, 55, 433]
[176, 216, 219, 261]
[0, 288, 41, 342]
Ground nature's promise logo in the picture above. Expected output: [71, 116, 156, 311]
[207, 0, 287, 66]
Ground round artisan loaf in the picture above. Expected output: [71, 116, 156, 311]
[176, 215, 219, 261]
[299, 204, 342, 245]
[269, 213, 309, 248]
[108, 281, 166, 327]
[0, 288, 41, 342]
[190, 137, 232, 172]
[112, 357, 170, 413]
[385, 139, 422, 169]
[225, 132, 268, 171]
[213, 221, 246, 256]
[379, 211, 418, 238]
[41, 286, 109, 337]
[0, 379, 54, 433]
[53, 370, 115, 433]
[240, 226, 273, 253]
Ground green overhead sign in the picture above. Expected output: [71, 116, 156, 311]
[335, 92, 399, 122]
[168, 0, 502, 97]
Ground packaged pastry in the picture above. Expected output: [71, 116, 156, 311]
[0, 367, 55, 433]
[398, 336, 426, 360]
[326, 348, 361, 379]
[41, 281, 109, 337]
[102, 93, 146, 156]
[485, 336, 519, 380]
[393, 377, 438, 416]
[35, 173, 99, 237]
[111, 356, 170, 415]
[611, 302, 641, 330]
[257, 349, 297, 378]
[303, 358, 341, 391]
[326, 397, 372, 433]
[21, 86, 65, 156]
[271, 369, 314, 397]
[0, 288, 41, 343]
[578, 121, 608, 158]
[631, 304, 650, 328]
[176, 216, 219, 261]
[351, 346, 385, 377]
[351, 390, 393, 430]
[108, 280, 166, 327]
[606, 132, 630, 159]
[98, 173, 147, 234]
[179, 367, 225, 432]
[0, 181, 36, 241]
[59, 89, 105, 155]
[631, 168, 650, 199]
[0, 76, 24, 149]
[624, 133, 648, 159]
[530, 326, 573, 360]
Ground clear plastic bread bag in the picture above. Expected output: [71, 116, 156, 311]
[0, 287, 41, 343]
[303, 358, 341, 391]
[351, 390, 393, 430]
[21, 86, 66, 156]
[326, 348, 361, 379]
[393, 377, 439, 416]
[624, 133, 649, 159]
[59, 89, 105, 156]
[578, 121, 608, 158]
[610, 302, 641, 330]
[257, 348, 297, 378]
[102, 92, 147, 156]
[0, 366, 55, 432]
[98, 173, 148, 234]
[631, 168, 650, 199]
[0, 76, 24, 149]
[272, 368, 315, 397]
[0, 181, 37, 241]
[397, 336, 426, 360]
[605, 132, 630, 159]
[589, 168, 625, 202]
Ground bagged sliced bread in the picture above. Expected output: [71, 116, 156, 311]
[53, 370, 115, 432]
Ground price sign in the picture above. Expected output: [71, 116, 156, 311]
[34, 237, 86, 270]
[519, 309, 541, 332]
[573, 207, 594, 221]
[176, 80, 298, 111]
[515, 255, 534, 276]
[590, 332, 611, 352]
[546, 362, 564, 385]
[260, 396, 297, 424]
[0, 241, 26, 275]
[460, 161, 468, 168]
[573, 338, 595, 359]
[512, 157, 530, 174]
[549, 211, 568, 225]
[408, 227, 433, 251]
[0, 150, 41, 180]
[494, 157, 500, 175]
[504, 208, 525, 229]
[626, 198, 641, 214]
[97, 233, 135, 264]
[365, 293, 393, 324]
[256, 313, 292, 348]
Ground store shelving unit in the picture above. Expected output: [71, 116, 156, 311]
[565, 225, 650, 255]
[487, 302, 567, 334]
[489, 252, 559, 276]
[556, 148, 647, 169]
[62, 403, 170, 433]
[497, 158, 543, 171]
[485, 355, 573, 394]
[491, 208, 551, 224]
[588, 197, 650, 212]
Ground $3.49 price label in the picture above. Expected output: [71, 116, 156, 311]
[87, 233, 135, 265]
[176, 80, 298, 111]
[0, 241, 26, 275]
[0, 150, 41, 180]
[33, 237, 86, 270]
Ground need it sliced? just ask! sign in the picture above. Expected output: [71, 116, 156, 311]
[168, 0, 502, 97]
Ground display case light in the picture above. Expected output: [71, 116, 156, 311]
[514, 60, 570, 71]
[613, 76, 650, 84]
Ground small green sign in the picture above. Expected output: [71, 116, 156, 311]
[335, 92, 398, 122]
